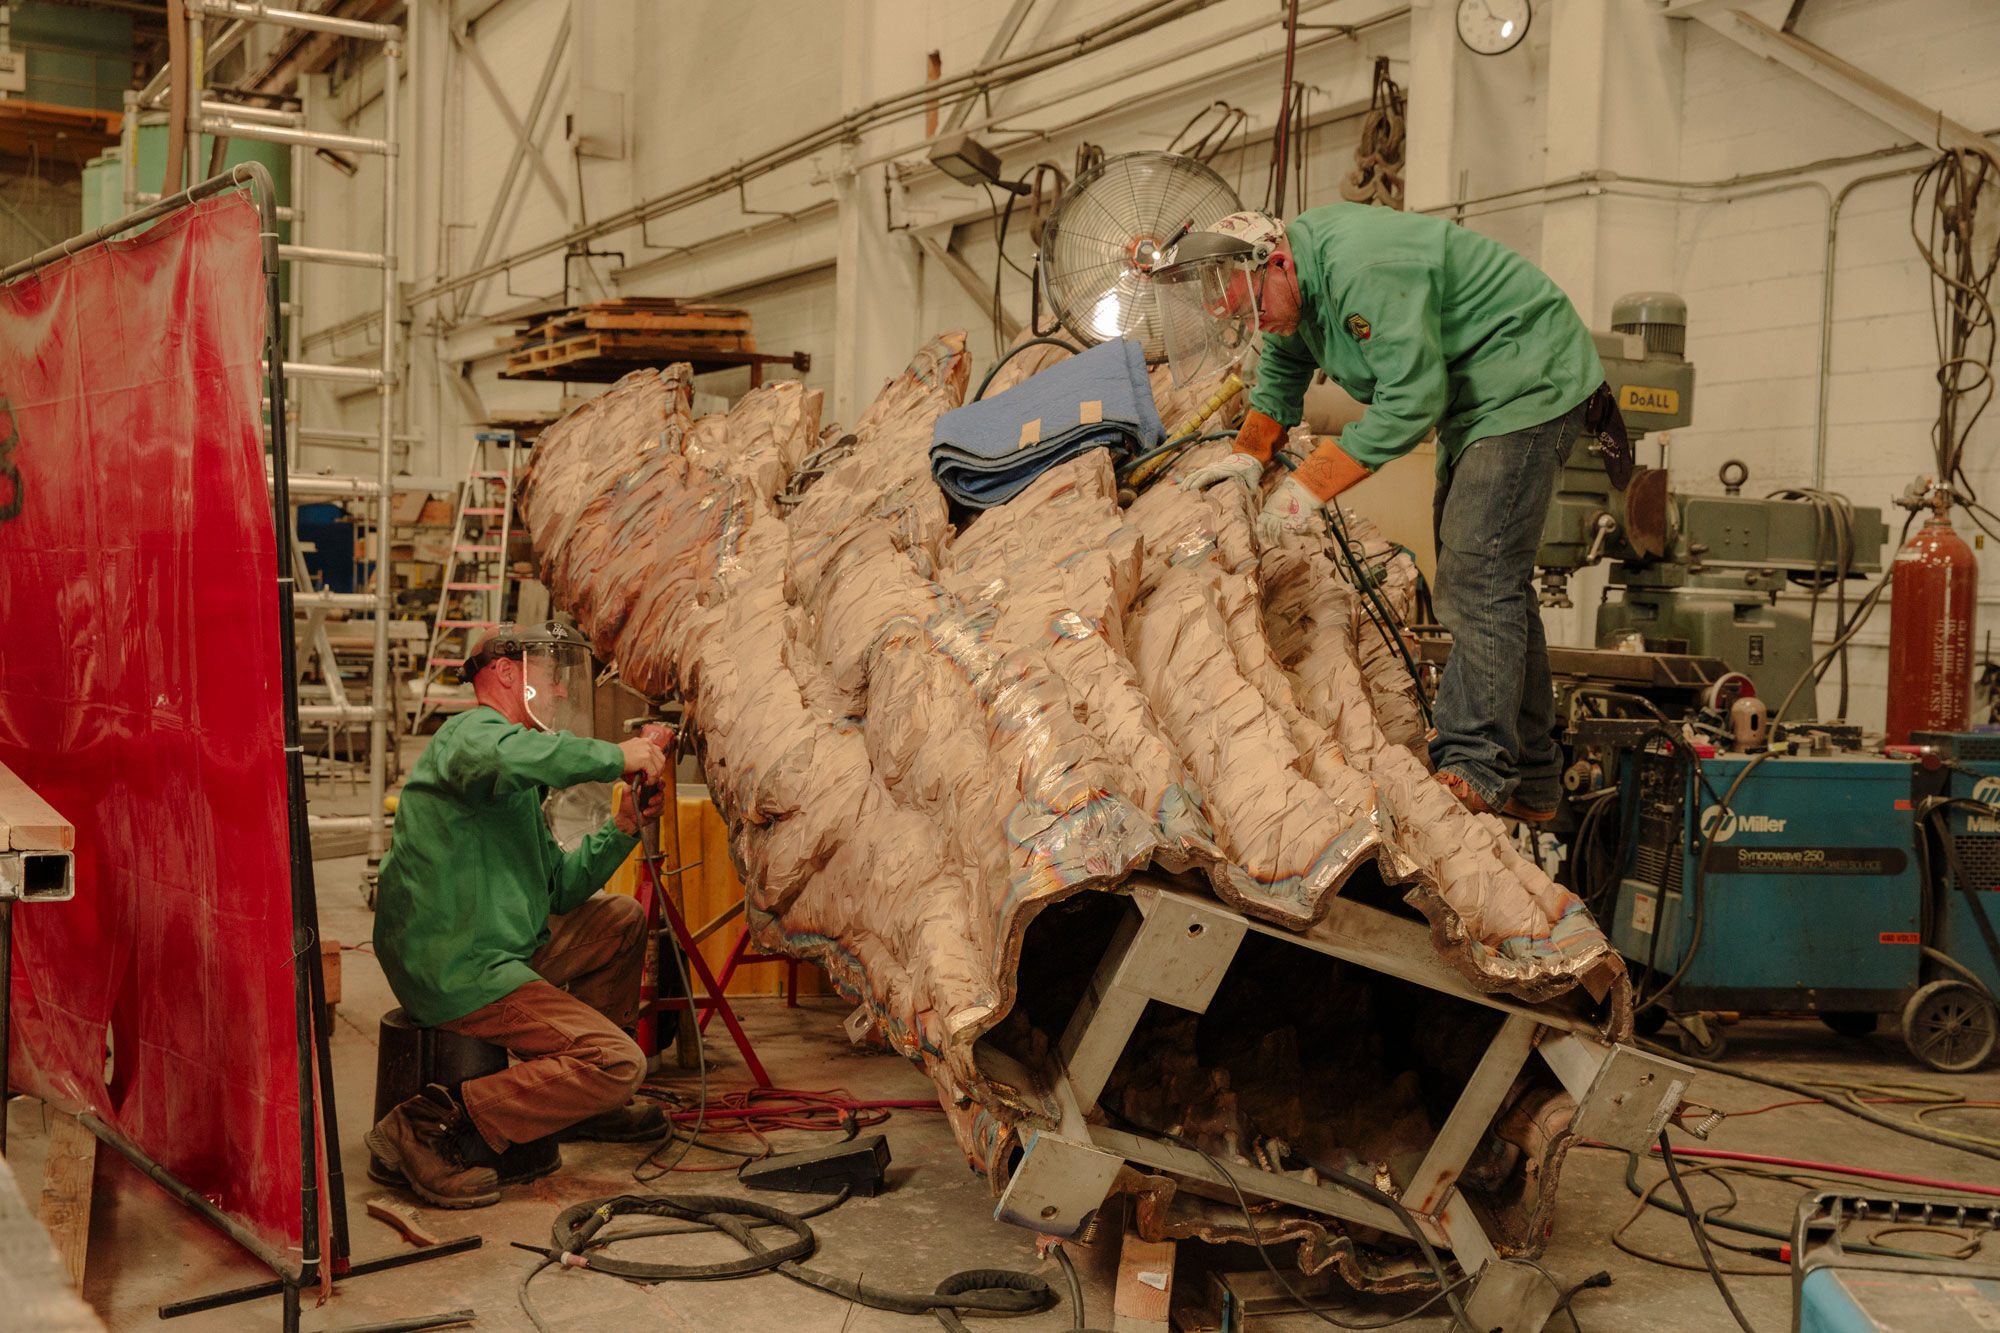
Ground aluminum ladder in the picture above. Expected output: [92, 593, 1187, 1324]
[413, 432, 525, 728]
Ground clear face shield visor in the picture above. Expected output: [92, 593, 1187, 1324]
[518, 643, 595, 737]
[1155, 254, 1262, 388]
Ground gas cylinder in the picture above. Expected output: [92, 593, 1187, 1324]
[1886, 508, 1978, 744]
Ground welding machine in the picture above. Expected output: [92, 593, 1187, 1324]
[1792, 1192, 2000, 1333]
[1606, 743, 2000, 1071]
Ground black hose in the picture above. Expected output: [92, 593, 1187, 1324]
[1324, 503, 1434, 729]
[529, 1191, 1067, 1329]
[972, 336, 1083, 401]
[1658, 1133, 1761, 1333]
[1117, 429, 1239, 483]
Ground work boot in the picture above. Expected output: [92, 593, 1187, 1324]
[1501, 795, 1557, 824]
[556, 1097, 669, 1143]
[363, 1084, 501, 1209]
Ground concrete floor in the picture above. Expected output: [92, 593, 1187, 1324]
[8, 765, 1998, 1332]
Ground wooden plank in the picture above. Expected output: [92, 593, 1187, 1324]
[0, 1150, 101, 1331]
[36, 1110, 96, 1291]
[0, 761, 72, 851]
[1113, 1229, 1174, 1332]
[581, 312, 753, 334]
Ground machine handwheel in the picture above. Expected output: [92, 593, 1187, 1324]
[1901, 980, 1998, 1074]
[1820, 1011, 1879, 1039]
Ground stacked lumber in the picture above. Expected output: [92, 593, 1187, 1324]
[501, 298, 755, 380]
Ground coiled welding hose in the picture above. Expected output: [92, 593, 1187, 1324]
[520, 1190, 1112, 1332]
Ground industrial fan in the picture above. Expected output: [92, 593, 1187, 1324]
[1037, 151, 1243, 360]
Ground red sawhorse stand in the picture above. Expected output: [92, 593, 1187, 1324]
[701, 927, 801, 1033]
[632, 847, 773, 1087]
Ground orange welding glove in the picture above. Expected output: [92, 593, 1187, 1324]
[1292, 437, 1372, 502]
[1231, 408, 1287, 464]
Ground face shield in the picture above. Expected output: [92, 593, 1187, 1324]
[1154, 250, 1262, 388]
[519, 641, 595, 737]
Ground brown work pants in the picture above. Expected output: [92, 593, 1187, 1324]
[439, 893, 648, 1152]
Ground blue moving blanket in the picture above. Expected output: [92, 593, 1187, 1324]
[930, 337, 1165, 509]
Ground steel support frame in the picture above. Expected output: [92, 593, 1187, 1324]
[992, 878, 1689, 1333]
[1669, 2, 1990, 156]
[451, 9, 571, 321]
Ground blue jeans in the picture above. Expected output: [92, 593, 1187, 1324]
[1428, 403, 1584, 811]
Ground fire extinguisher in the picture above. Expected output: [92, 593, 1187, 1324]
[1886, 502, 1977, 745]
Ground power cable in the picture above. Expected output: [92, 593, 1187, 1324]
[1658, 1132, 1761, 1332]
[1323, 501, 1434, 729]
[1634, 749, 1775, 1015]
[1636, 1038, 2000, 1164]
[971, 335, 1083, 402]
[1913, 147, 2000, 503]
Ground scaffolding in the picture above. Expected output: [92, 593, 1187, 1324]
[124, 2, 405, 883]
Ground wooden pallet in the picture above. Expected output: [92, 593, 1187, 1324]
[506, 329, 757, 377]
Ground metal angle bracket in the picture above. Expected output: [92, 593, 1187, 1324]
[1124, 887, 1248, 1011]
[993, 1128, 1128, 1238]
[1538, 1032, 1692, 1153]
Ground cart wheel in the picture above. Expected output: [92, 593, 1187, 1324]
[1634, 1007, 1668, 1038]
[1820, 1011, 1879, 1039]
[1901, 980, 1998, 1074]
[1677, 1019, 1726, 1061]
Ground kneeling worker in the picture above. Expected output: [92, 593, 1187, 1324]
[1159, 205, 1620, 824]
[368, 621, 671, 1208]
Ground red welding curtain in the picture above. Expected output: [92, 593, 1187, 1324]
[0, 192, 302, 1256]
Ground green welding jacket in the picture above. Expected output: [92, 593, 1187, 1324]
[1246, 203, 1602, 474]
[373, 706, 637, 1027]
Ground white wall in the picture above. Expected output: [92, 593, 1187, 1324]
[295, 0, 2000, 731]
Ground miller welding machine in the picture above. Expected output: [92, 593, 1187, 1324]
[1604, 737, 2000, 1071]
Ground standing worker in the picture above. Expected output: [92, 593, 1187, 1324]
[1158, 205, 1625, 822]
[366, 621, 672, 1208]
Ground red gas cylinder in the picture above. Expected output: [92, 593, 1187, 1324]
[1886, 509, 1978, 745]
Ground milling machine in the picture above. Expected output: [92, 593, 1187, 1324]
[1536, 292, 1888, 715]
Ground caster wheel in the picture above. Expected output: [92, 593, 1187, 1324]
[1634, 1007, 1668, 1038]
[1677, 1018, 1726, 1061]
[1902, 980, 1997, 1073]
[1820, 1011, 1879, 1039]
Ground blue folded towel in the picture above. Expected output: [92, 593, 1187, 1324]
[930, 338, 1165, 509]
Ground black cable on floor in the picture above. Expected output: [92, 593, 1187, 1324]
[1636, 1039, 2000, 1164]
[1657, 1132, 1761, 1333]
[518, 1189, 1108, 1332]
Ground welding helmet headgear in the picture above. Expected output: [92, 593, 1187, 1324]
[1153, 210, 1287, 386]
[465, 620, 595, 736]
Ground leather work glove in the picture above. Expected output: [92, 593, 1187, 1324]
[1255, 475, 1331, 545]
[1179, 450, 1264, 497]
[1256, 439, 1373, 546]
[1178, 409, 1287, 496]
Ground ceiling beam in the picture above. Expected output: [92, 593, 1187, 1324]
[1681, 7, 1990, 157]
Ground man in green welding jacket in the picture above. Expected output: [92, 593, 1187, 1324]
[1155, 205, 1616, 823]
[366, 621, 671, 1209]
